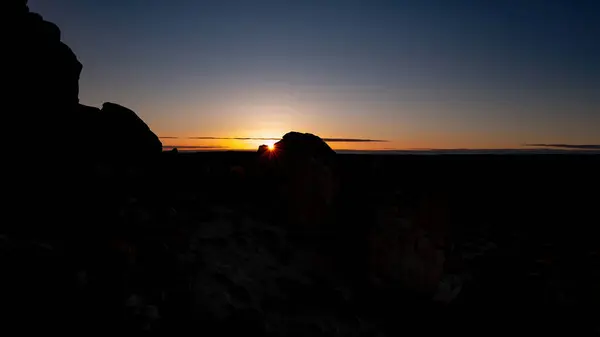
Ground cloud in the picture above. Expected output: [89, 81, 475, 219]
[163, 145, 228, 149]
[322, 138, 388, 143]
[184, 136, 388, 143]
[187, 137, 281, 140]
[159, 136, 180, 139]
[524, 144, 600, 150]
[337, 148, 600, 155]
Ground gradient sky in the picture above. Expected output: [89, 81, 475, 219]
[31, 0, 599, 150]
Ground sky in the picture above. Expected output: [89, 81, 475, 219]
[30, 0, 599, 151]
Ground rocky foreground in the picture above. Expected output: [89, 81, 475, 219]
[5, 152, 600, 336]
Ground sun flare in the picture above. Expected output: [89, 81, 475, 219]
[268, 143, 275, 151]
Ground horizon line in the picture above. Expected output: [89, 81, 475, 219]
[159, 136, 388, 143]
[162, 146, 600, 154]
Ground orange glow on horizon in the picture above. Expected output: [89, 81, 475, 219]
[159, 131, 536, 152]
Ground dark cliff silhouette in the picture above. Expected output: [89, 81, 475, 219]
[10, 0, 161, 162]
[5, 1, 163, 333]
[8, 0, 162, 232]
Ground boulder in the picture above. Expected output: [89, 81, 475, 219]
[274, 131, 336, 163]
[77, 103, 162, 161]
[100, 102, 162, 159]
[258, 132, 338, 235]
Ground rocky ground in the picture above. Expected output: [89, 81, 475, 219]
[5, 153, 598, 336]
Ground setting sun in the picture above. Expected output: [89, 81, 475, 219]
[268, 144, 275, 151]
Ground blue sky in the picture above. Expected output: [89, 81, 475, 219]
[30, 0, 599, 150]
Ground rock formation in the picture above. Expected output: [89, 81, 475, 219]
[11, 0, 161, 161]
[10, 0, 82, 159]
[274, 131, 336, 163]
[100, 102, 162, 158]
[78, 103, 162, 162]
[257, 132, 337, 234]
[13, 3, 82, 109]
[7, 0, 163, 242]
[6, 2, 164, 332]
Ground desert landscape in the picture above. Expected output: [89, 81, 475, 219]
[4, 1, 599, 335]
[5, 146, 599, 335]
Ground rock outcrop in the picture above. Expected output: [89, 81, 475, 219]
[10, 0, 83, 158]
[274, 131, 336, 163]
[100, 103, 162, 157]
[10, 0, 161, 160]
[7, 0, 162, 242]
[13, 3, 82, 110]
[7, 1, 85, 237]
[78, 103, 162, 161]
[6, 2, 164, 332]
[257, 132, 337, 233]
